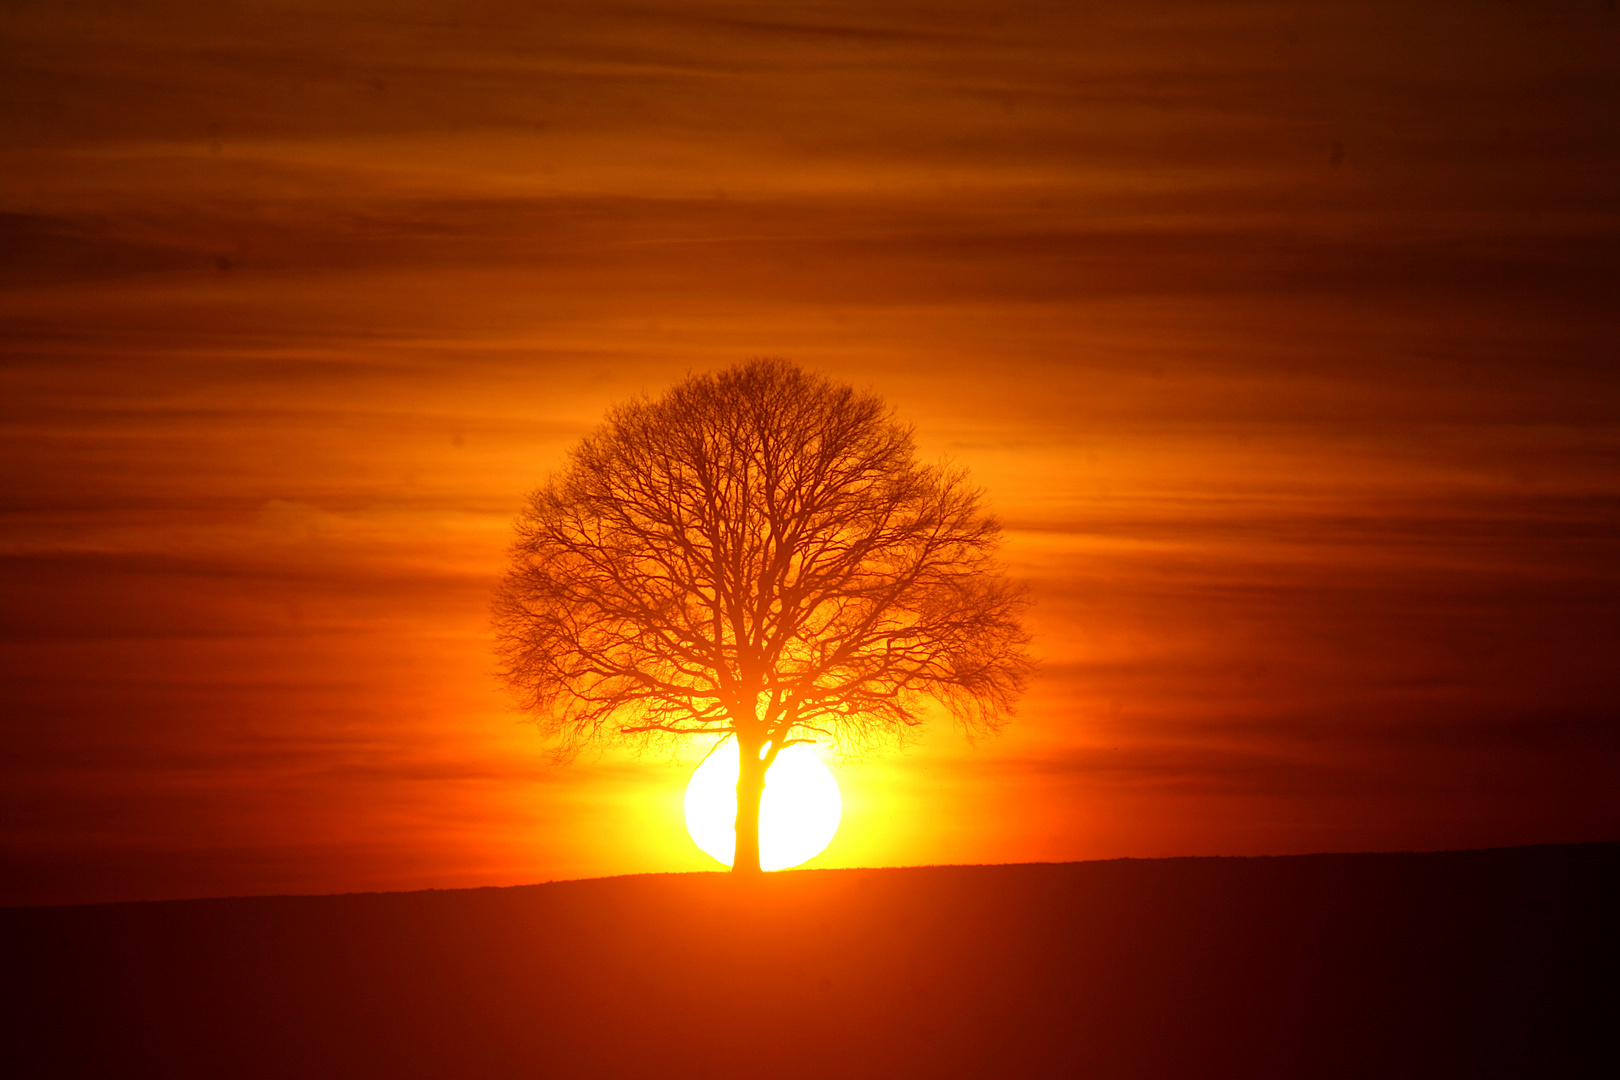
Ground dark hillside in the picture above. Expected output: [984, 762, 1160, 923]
[3, 844, 1613, 1079]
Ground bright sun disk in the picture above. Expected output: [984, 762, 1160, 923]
[684, 741, 841, 870]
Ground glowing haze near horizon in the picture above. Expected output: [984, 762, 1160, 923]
[2, 1, 1618, 905]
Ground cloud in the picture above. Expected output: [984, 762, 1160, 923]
[2, 0, 1618, 903]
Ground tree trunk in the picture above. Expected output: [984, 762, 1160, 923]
[732, 735, 766, 873]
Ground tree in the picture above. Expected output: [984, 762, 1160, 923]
[493, 359, 1031, 872]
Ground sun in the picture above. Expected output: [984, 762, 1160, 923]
[684, 741, 841, 871]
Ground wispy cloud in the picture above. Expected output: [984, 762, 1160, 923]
[2, 0, 1617, 903]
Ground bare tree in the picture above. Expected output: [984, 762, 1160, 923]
[493, 359, 1031, 872]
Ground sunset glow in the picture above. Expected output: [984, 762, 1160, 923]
[1, 1, 1617, 907]
[685, 742, 842, 871]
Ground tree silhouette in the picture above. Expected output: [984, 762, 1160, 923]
[493, 359, 1031, 872]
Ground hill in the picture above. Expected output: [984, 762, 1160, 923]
[3, 844, 1613, 1079]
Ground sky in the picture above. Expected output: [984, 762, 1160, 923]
[2, 0, 1618, 906]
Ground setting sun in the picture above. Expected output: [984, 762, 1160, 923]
[685, 742, 841, 871]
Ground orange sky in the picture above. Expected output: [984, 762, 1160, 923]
[3, 1, 1618, 905]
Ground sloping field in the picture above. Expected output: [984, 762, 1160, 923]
[4, 844, 1612, 1079]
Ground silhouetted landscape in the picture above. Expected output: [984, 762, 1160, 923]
[4, 10, 1619, 1078]
[6, 843, 1611, 1079]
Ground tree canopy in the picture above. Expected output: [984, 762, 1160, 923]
[493, 358, 1031, 869]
